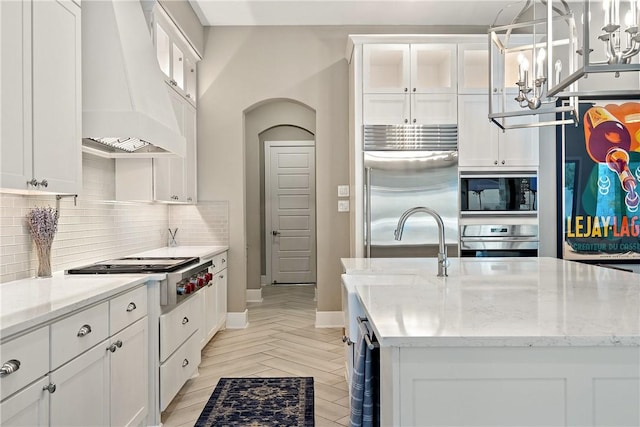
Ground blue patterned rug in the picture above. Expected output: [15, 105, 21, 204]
[194, 377, 314, 426]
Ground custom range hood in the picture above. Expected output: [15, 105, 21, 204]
[82, 0, 185, 158]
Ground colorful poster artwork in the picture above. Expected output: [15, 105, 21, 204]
[563, 101, 640, 261]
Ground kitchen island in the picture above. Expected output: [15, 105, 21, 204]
[341, 257, 640, 427]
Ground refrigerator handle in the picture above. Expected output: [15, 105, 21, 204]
[365, 167, 372, 258]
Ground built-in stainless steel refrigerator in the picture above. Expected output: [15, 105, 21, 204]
[363, 125, 458, 258]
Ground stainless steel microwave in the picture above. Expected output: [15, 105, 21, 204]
[460, 172, 537, 215]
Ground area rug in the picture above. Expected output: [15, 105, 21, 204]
[194, 377, 314, 427]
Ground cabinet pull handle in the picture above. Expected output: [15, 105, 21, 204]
[107, 343, 117, 353]
[126, 302, 137, 312]
[115, 340, 123, 348]
[77, 324, 92, 337]
[28, 178, 39, 187]
[182, 317, 189, 325]
[182, 359, 189, 367]
[39, 179, 48, 188]
[0, 359, 21, 376]
[43, 383, 56, 394]
[342, 336, 353, 346]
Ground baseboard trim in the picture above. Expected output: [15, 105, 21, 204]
[226, 310, 249, 329]
[246, 288, 263, 303]
[315, 310, 344, 328]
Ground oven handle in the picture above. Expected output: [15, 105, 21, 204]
[460, 237, 539, 243]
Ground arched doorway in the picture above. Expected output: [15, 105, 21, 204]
[244, 99, 316, 299]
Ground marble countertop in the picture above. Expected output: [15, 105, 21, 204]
[341, 257, 640, 347]
[0, 245, 228, 340]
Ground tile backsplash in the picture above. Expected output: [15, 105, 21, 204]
[0, 153, 228, 283]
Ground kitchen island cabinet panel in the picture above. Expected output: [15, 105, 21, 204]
[159, 330, 200, 412]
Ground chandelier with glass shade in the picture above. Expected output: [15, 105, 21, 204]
[489, 0, 640, 131]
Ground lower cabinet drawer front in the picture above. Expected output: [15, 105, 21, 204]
[160, 294, 201, 362]
[0, 327, 49, 401]
[211, 252, 227, 275]
[50, 302, 109, 370]
[110, 285, 148, 334]
[159, 331, 201, 412]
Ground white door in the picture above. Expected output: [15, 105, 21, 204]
[266, 142, 316, 284]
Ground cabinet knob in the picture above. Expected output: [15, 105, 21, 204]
[413, 118, 417, 123]
[0, 359, 21, 376]
[182, 316, 189, 325]
[494, 160, 498, 165]
[222, 258, 226, 264]
[126, 302, 137, 312]
[27, 178, 39, 187]
[186, 93, 191, 98]
[342, 336, 353, 345]
[412, 88, 416, 92]
[187, 197, 193, 202]
[77, 324, 92, 337]
[39, 179, 48, 188]
[404, 87, 408, 92]
[501, 160, 506, 165]
[43, 383, 56, 393]
[404, 119, 409, 124]
[115, 340, 123, 348]
[182, 359, 189, 368]
[219, 274, 224, 279]
[107, 344, 117, 353]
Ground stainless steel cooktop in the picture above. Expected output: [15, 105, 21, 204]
[66, 257, 200, 274]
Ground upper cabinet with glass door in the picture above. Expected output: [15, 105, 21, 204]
[152, 5, 199, 106]
[363, 44, 457, 94]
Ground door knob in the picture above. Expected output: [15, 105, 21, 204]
[272, 230, 281, 236]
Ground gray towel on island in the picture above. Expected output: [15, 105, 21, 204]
[349, 320, 379, 427]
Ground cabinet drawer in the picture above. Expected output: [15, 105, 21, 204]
[211, 251, 227, 275]
[50, 302, 109, 370]
[159, 293, 201, 362]
[0, 327, 49, 401]
[159, 331, 200, 412]
[110, 285, 148, 334]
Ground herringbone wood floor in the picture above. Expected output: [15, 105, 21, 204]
[161, 285, 350, 427]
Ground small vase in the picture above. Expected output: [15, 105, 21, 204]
[35, 242, 52, 278]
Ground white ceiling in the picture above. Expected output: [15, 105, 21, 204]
[188, 0, 523, 27]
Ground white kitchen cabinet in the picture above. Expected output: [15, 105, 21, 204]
[152, 4, 198, 106]
[202, 251, 228, 349]
[363, 43, 456, 94]
[458, 94, 538, 168]
[0, 0, 81, 194]
[458, 43, 490, 94]
[362, 43, 457, 125]
[110, 318, 148, 427]
[0, 285, 149, 427]
[363, 93, 457, 125]
[49, 341, 110, 427]
[116, 87, 196, 204]
[0, 376, 49, 427]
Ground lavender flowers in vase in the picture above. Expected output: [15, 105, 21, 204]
[26, 206, 59, 278]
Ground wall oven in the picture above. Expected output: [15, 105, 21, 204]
[460, 224, 539, 257]
[460, 172, 537, 215]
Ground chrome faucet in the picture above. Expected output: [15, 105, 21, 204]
[394, 207, 448, 277]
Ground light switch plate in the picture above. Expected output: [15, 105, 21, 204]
[338, 200, 350, 212]
[338, 185, 349, 197]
